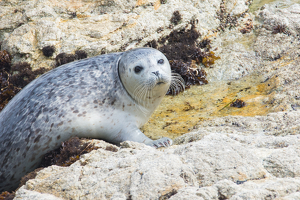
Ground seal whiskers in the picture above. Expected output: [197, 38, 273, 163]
[169, 73, 185, 95]
[132, 83, 151, 115]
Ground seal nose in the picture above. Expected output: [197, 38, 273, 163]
[152, 71, 159, 76]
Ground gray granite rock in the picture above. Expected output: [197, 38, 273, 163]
[16, 135, 268, 199]
[254, 1, 300, 60]
[14, 189, 63, 200]
[170, 178, 300, 200]
[0, 0, 225, 69]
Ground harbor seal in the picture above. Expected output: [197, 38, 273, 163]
[0, 47, 181, 192]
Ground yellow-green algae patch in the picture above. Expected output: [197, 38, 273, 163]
[249, 0, 300, 12]
[142, 70, 281, 140]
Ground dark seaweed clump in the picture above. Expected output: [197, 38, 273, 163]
[156, 22, 201, 62]
[10, 137, 101, 195]
[144, 20, 220, 95]
[272, 24, 291, 35]
[40, 137, 99, 167]
[157, 21, 219, 66]
[198, 38, 211, 49]
[167, 60, 208, 95]
[0, 50, 48, 111]
[240, 19, 253, 34]
[158, 23, 200, 54]
[55, 50, 88, 67]
[75, 50, 88, 60]
[230, 99, 246, 108]
[145, 40, 159, 49]
[10, 62, 48, 88]
[170, 11, 182, 25]
[0, 50, 11, 71]
[157, 25, 210, 94]
[55, 53, 77, 66]
[0, 191, 15, 200]
[216, 0, 238, 31]
[42, 45, 55, 57]
[1, 48, 88, 110]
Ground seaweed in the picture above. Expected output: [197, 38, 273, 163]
[55, 53, 77, 67]
[40, 137, 99, 167]
[42, 46, 55, 57]
[0, 51, 48, 111]
[55, 50, 88, 67]
[216, 0, 238, 31]
[75, 50, 88, 60]
[230, 99, 246, 108]
[240, 19, 253, 34]
[167, 60, 208, 95]
[0, 191, 15, 200]
[170, 11, 182, 25]
[272, 24, 291, 35]
[143, 21, 219, 95]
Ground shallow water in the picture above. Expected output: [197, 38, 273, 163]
[142, 70, 280, 140]
[249, 0, 300, 12]
[142, 0, 300, 140]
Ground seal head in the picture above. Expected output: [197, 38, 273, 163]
[119, 48, 171, 114]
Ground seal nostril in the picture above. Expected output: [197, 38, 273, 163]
[152, 71, 159, 76]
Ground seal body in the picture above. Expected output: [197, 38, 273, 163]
[0, 48, 173, 192]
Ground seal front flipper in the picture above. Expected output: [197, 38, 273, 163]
[116, 125, 173, 148]
[144, 137, 173, 148]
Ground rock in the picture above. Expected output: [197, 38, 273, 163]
[14, 108, 300, 199]
[169, 186, 219, 200]
[206, 42, 260, 82]
[281, 192, 300, 200]
[170, 178, 300, 200]
[0, 0, 223, 69]
[0, 0, 256, 81]
[188, 110, 300, 138]
[17, 142, 189, 199]
[14, 189, 64, 200]
[254, 2, 300, 61]
[15, 130, 298, 199]
[264, 145, 300, 178]
[173, 133, 268, 187]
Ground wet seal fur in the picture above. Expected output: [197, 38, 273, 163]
[0, 48, 180, 192]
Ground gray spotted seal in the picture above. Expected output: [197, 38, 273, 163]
[0, 47, 184, 192]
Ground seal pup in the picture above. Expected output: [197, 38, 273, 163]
[0, 47, 184, 192]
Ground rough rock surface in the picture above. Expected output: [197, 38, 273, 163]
[1, 0, 300, 199]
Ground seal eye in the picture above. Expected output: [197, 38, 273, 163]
[134, 66, 143, 74]
[158, 59, 164, 64]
